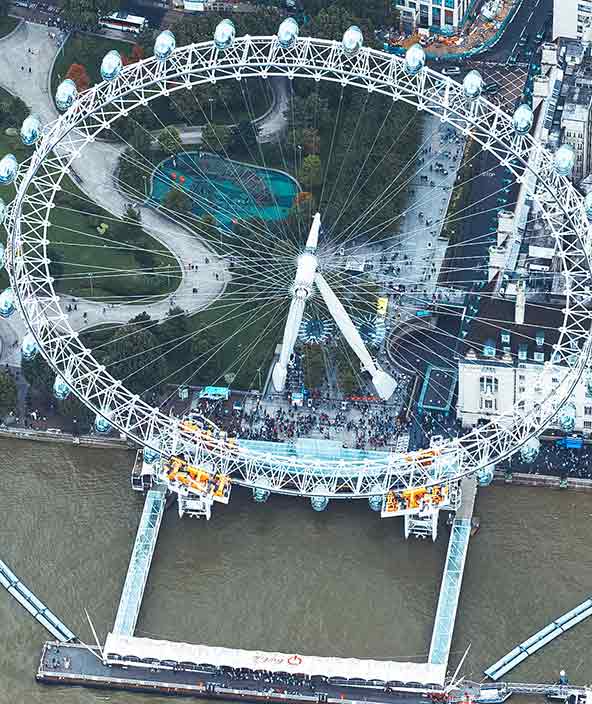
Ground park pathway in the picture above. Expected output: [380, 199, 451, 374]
[0, 22, 289, 364]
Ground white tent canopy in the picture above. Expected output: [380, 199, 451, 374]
[104, 633, 446, 686]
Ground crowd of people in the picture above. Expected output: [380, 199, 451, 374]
[501, 442, 592, 480]
[187, 396, 414, 451]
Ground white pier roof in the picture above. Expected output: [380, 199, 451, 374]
[105, 633, 446, 685]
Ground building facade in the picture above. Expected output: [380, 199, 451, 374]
[457, 298, 592, 435]
[396, 0, 473, 32]
[561, 95, 592, 182]
[553, 0, 592, 40]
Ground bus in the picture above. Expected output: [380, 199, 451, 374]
[99, 12, 147, 34]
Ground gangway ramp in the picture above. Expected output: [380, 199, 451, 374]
[113, 487, 167, 636]
[0, 559, 76, 642]
[428, 476, 477, 667]
[485, 598, 592, 680]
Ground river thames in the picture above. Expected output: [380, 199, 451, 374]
[0, 437, 591, 704]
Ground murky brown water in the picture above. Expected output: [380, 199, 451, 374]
[0, 437, 591, 704]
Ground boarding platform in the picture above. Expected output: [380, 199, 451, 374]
[37, 638, 446, 703]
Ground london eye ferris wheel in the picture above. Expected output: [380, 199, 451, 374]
[0, 16, 591, 523]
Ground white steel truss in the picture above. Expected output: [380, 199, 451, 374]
[3, 35, 592, 499]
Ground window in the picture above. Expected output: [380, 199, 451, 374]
[535, 331, 545, 347]
[485, 399, 494, 410]
[518, 386, 526, 394]
[480, 376, 498, 393]
[501, 331, 510, 345]
[584, 421, 592, 430]
[533, 351, 545, 363]
[518, 344, 528, 361]
[519, 374, 525, 382]
[585, 406, 592, 416]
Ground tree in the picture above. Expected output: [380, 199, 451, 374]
[288, 126, 320, 155]
[201, 123, 232, 153]
[158, 126, 183, 155]
[156, 307, 192, 379]
[130, 44, 145, 63]
[61, 0, 118, 27]
[163, 188, 191, 214]
[65, 63, 90, 92]
[0, 0, 8, 17]
[190, 332, 221, 384]
[231, 120, 259, 153]
[0, 94, 27, 129]
[298, 154, 322, 189]
[304, 345, 325, 389]
[22, 354, 54, 400]
[129, 123, 153, 156]
[100, 323, 169, 396]
[0, 370, 16, 415]
[136, 27, 155, 56]
[58, 395, 93, 433]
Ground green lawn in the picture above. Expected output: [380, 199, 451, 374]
[0, 119, 179, 301]
[0, 16, 19, 39]
[184, 281, 282, 391]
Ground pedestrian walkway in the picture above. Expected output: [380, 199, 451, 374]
[0, 23, 288, 366]
[0, 559, 76, 642]
[428, 476, 477, 667]
[485, 597, 592, 681]
[113, 487, 167, 637]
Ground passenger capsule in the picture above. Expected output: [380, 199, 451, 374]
[214, 19, 236, 50]
[252, 487, 271, 503]
[143, 442, 161, 464]
[277, 17, 299, 49]
[463, 70, 483, 100]
[21, 332, 38, 361]
[310, 493, 329, 511]
[477, 464, 494, 487]
[368, 494, 383, 512]
[341, 25, 363, 57]
[554, 144, 576, 177]
[0, 153, 18, 185]
[0, 197, 6, 226]
[100, 50, 123, 81]
[519, 437, 540, 464]
[252, 477, 271, 503]
[404, 44, 425, 75]
[55, 79, 77, 111]
[20, 114, 41, 146]
[53, 374, 70, 400]
[585, 193, 592, 222]
[558, 402, 576, 432]
[94, 412, 112, 434]
[0, 287, 15, 318]
[154, 30, 176, 61]
[511, 103, 534, 135]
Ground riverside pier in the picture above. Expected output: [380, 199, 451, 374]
[34, 471, 482, 701]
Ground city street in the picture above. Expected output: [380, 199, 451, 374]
[478, 0, 553, 63]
